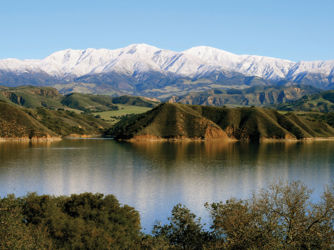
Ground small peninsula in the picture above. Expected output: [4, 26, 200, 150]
[105, 103, 334, 142]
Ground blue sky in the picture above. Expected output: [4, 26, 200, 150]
[1, 0, 333, 61]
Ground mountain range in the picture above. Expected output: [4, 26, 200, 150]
[1, 44, 333, 98]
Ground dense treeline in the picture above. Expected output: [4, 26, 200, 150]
[0, 182, 333, 249]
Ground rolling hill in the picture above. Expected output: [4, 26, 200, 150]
[0, 101, 56, 139]
[0, 100, 111, 139]
[106, 103, 229, 141]
[0, 86, 159, 112]
[106, 103, 334, 142]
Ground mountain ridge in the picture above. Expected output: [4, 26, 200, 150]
[0, 44, 333, 97]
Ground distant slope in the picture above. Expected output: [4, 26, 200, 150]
[111, 95, 159, 107]
[106, 103, 334, 142]
[0, 85, 159, 112]
[61, 93, 118, 112]
[167, 85, 320, 107]
[278, 90, 334, 112]
[0, 85, 63, 109]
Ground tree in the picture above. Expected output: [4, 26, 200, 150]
[206, 181, 334, 249]
[0, 194, 52, 249]
[153, 204, 211, 249]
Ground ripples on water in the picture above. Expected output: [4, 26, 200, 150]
[0, 139, 333, 232]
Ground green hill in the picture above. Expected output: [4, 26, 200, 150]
[192, 105, 334, 140]
[61, 93, 118, 112]
[0, 86, 159, 113]
[0, 101, 55, 139]
[167, 85, 320, 107]
[0, 101, 110, 139]
[0, 85, 63, 109]
[27, 108, 110, 137]
[106, 103, 334, 142]
[106, 103, 229, 141]
[278, 90, 334, 112]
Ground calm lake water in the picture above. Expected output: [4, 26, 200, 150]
[0, 139, 333, 232]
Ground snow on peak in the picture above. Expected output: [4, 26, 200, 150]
[0, 44, 333, 80]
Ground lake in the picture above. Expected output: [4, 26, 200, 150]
[0, 139, 333, 232]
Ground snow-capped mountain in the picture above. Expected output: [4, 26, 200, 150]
[0, 44, 333, 97]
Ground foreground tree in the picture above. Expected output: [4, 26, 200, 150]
[153, 204, 212, 249]
[206, 181, 334, 249]
[0, 194, 52, 249]
[0, 182, 333, 249]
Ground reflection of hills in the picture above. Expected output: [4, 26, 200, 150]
[0, 140, 333, 231]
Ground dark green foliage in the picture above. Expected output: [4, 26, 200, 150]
[153, 204, 212, 249]
[0, 193, 142, 249]
[0, 182, 333, 249]
[0, 194, 53, 249]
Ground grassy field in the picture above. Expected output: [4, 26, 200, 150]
[93, 104, 152, 124]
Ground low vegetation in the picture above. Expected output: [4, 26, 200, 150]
[0, 181, 333, 249]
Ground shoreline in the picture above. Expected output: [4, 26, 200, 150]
[1, 136, 334, 143]
[0, 136, 62, 142]
[0, 134, 101, 142]
[119, 136, 334, 143]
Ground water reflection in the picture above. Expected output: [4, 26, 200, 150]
[0, 139, 333, 232]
